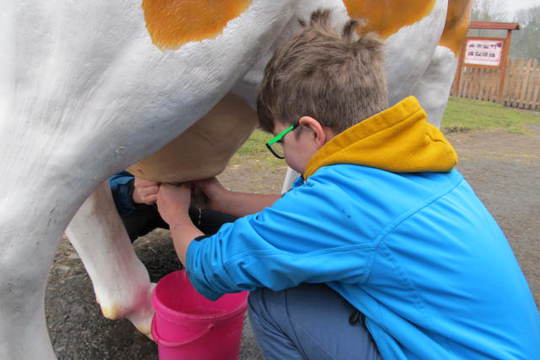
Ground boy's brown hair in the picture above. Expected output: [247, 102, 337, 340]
[257, 9, 388, 134]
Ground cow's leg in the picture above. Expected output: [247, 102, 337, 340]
[0, 184, 83, 359]
[0, 234, 60, 360]
[412, 46, 458, 128]
[66, 182, 154, 336]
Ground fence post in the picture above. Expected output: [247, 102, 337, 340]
[498, 30, 512, 103]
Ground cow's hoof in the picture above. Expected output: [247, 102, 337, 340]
[127, 282, 156, 338]
[98, 283, 156, 338]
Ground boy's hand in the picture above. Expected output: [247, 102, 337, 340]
[193, 178, 229, 211]
[156, 183, 193, 227]
[194, 177, 279, 217]
[132, 178, 160, 205]
[157, 183, 203, 265]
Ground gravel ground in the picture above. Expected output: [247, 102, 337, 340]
[46, 124, 540, 359]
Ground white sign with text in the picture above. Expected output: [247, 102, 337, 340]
[464, 39, 504, 67]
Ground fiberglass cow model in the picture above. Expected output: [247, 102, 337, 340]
[0, 0, 471, 358]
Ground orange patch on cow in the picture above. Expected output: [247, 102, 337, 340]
[142, 0, 252, 50]
[439, 0, 472, 55]
[343, 0, 436, 38]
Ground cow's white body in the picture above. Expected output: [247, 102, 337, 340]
[0, 0, 469, 358]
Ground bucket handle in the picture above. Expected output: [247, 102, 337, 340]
[152, 317, 214, 347]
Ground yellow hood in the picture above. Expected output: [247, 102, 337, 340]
[304, 97, 458, 179]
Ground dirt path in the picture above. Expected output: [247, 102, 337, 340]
[446, 124, 540, 306]
[46, 125, 540, 359]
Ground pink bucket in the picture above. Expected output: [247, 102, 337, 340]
[151, 270, 248, 360]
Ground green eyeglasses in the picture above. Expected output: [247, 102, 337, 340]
[265, 121, 300, 159]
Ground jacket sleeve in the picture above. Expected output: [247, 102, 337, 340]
[108, 171, 137, 217]
[186, 178, 378, 300]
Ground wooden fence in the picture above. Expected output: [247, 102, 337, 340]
[451, 58, 540, 111]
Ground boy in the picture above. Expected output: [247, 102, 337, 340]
[156, 9, 540, 359]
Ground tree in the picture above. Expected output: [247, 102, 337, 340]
[469, 0, 508, 38]
[510, 6, 540, 62]
[471, 0, 506, 22]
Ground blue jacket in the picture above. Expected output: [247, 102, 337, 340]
[108, 171, 137, 216]
[186, 97, 540, 359]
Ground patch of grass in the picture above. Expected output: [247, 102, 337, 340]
[236, 129, 273, 154]
[442, 97, 540, 134]
[232, 129, 285, 170]
[229, 150, 285, 168]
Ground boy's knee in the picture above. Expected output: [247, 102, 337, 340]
[248, 287, 284, 321]
[249, 285, 380, 360]
[248, 284, 332, 318]
[248, 284, 339, 329]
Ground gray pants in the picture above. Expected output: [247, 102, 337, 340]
[248, 283, 381, 360]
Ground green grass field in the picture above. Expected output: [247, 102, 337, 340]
[230, 129, 283, 168]
[236, 97, 540, 158]
[442, 97, 540, 134]
[236, 130, 274, 155]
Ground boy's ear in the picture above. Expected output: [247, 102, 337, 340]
[298, 116, 334, 147]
